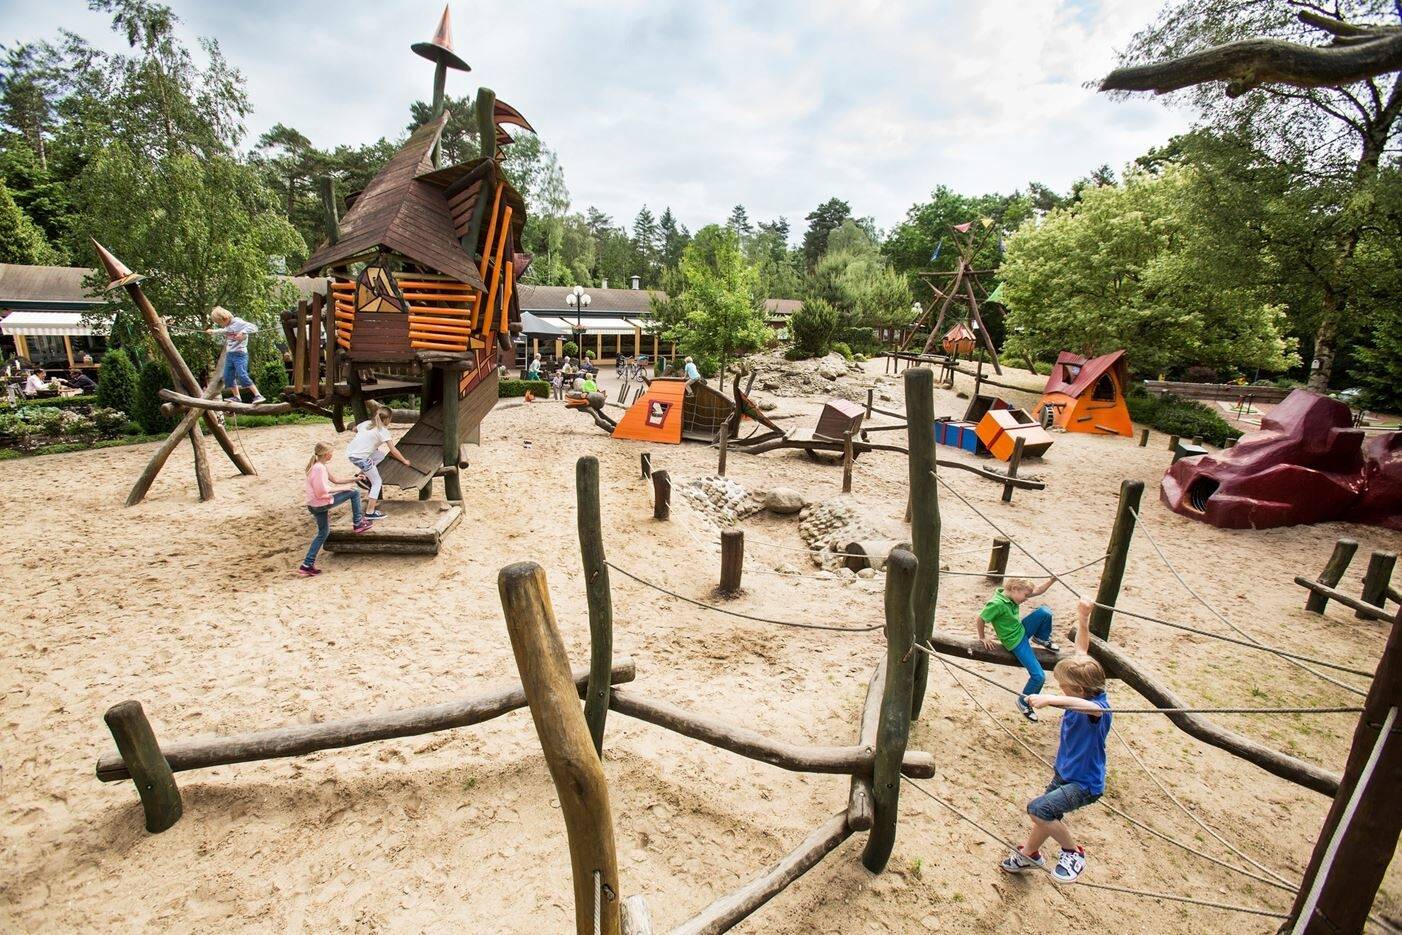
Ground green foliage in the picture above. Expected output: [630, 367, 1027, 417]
[802, 197, 852, 267]
[653, 225, 767, 378]
[831, 341, 853, 361]
[1127, 389, 1241, 447]
[95, 347, 139, 416]
[15, 393, 97, 409]
[1352, 303, 1402, 412]
[260, 359, 288, 399]
[0, 177, 61, 263]
[789, 299, 841, 358]
[498, 379, 551, 398]
[134, 359, 175, 434]
[999, 164, 1295, 377]
[562, 340, 579, 358]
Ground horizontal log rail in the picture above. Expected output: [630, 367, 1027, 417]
[923, 628, 1341, 796]
[1294, 577, 1393, 622]
[157, 388, 296, 415]
[608, 688, 935, 778]
[1145, 380, 1292, 404]
[97, 658, 636, 782]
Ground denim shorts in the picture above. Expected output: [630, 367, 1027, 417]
[1027, 774, 1100, 822]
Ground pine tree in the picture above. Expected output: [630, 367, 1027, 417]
[631, 206, 659, 283]
[95, 346, 138, 417]
[802, 197, 851, 268]
[726, 204, 752, 237]
[658, 207, 690, 272]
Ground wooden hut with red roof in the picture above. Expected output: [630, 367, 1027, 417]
[1033, 350, 1133, 437]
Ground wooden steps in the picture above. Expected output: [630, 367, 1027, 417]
[325, 499, 463, 555]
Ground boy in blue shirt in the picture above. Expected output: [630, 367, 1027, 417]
[1000, 598, 1110, 883]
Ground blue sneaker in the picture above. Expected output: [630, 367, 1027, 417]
[1016, 697, 1038, 722]
[1000, 847, 1044, 874]
[365, 510, 387, 520]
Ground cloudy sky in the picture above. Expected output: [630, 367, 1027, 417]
[5, 0, 1195, 235]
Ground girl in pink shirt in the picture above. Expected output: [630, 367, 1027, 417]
[300, 442, 370, 576]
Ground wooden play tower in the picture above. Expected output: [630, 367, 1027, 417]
[900, 219, 1003, 373]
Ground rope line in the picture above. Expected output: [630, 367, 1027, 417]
[917, 645, 1361, 715]
[899, 777, 1289, 920]
[1126, 506, 1368, 696]
[603, 560, 883, 633]
[935, 655, 1298, 894]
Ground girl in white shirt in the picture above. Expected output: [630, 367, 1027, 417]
[345, 404, 415, 519]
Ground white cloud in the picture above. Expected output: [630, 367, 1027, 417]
[2, 0, 1193, 236]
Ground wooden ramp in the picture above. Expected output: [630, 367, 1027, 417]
[325, 499, 463, 555]
[377, 370, 499, 491]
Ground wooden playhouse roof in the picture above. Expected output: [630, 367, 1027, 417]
[1042, 349, 1128, 398]
[298, 114, 524, 290]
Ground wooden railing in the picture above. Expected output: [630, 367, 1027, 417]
[1143, 381, 1294, 404]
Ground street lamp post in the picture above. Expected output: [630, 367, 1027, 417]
[565, 284, 591, 365]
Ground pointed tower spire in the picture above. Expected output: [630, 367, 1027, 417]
[411, 5, 471, 72]
[91, 239, 145, 291]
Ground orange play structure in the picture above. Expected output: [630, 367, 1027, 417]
[610, 378, 688, 444]
[1034, 350, 1133, 437]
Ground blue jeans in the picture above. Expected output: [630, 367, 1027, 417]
[1008, 605, 1053, 698]
[303, 490, 363, 566]
[1028, 773, 1100, 822]
[223, 351, 253, 389]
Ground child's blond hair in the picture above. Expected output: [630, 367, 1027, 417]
[210, 307, 233, 325]
[306, 441, 332, 473]
[1053, 654, 1106, 697]
[1004, 578, 1034, 596]
[368, 401, 393, 427]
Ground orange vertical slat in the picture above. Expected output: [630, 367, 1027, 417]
[479, 204, 512, 335]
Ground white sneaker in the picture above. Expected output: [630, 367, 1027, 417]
[1052, 847, 1086, 883]
[250, 394, 266, 404]
[1000, 846, 1045, 874]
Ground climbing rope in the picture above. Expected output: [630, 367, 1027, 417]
[1127, 506, 1369, 696]
[934, 654, 1299, 894]
[898, 776, 1290, 920]
[915, 645, 1361, 716]
[603, 560, 883, 633]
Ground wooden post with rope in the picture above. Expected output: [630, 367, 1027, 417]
[1305, 539, 1359, 614]
[1139, 428, 1149, 447]
[498, 562, 622, 935]
[1358, 552, 1396, 621]
[1089, 479, 1144, 641]
[576, 456, 613, 757]
[719, 529, 744, 595]
[718, 424, 729, 477]
[904, 367, 940, 721]
[862, 547, 918, 873]
[640, 452, 651, 479]
[842, 429, 854, 493]
[1000, 436, 1025, 504]
[986, 537, 1011, 581]
[652, 470, 670, 521]
[1284, 607, 1402, 934]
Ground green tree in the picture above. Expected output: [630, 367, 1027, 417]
[789, 299, 841, 358]
[134, 358, 175, 434]
[0, 177, 61, 263]
[726, 204, 752, 238]
[658, 207, 690, 271]
[999, 164, 1295, 376]
[802, 197, 851, 267]
[655, 225, 767, 384]
[95, 346, 139, 416]
[1113, 0, 1402, 390]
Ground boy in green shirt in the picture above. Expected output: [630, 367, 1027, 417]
[977, 577, 1058, 721]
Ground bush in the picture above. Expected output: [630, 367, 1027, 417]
[1128, 388, 1241, 446]
[783, 347, 808, 361]
[499, 379, 551, 398]
[135, 360, 176, 435]
[260, 360, 289, 399]
[95, 347, 138, 416]
[831, 341, 853, 361]
[14, 393, 97, 409]
[789, 299, 840, 358]
[562, 340, 579, 358]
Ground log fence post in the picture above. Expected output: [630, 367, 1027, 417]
[576, 456, 613, 757]
[1000, 436, 1024, 504]
[1089, 479, 1144, 641]
[717, 425, 729, 477]
[904, 367, 940, 721]
[862, 547, 918, 873]
[652, 470, 670, 521]
[866, 388, 874, 420]
[1167, 434, 1179, 452]
[1305, 539, 1359, 614]
[719, 529, 744, 595]
[293, 298, 307, 395]
[640, 452, 651, 479]
[1139, 428, 1149, 447]
[189, 423, 213, 501]
[441, 366, 462, 501]
[103, 700, 182, 833]
[986, 537, 1010, 581]
[499, 562, 622, 935]
[1284, 608, 1402, 933]
[1359, 552, 1397, 621]
[842, 430, 854, 493]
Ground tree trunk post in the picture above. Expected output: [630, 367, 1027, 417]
[1089, 479, 1145, 641]
[441, 369, 462, 502]
[103, 700, 182, 833]
[862, 547, 918, 874]
[719, 529, 744, 595]
[640, 452, 651, 479]
[1139, 428, 1149, 447]
[1167, 434, 1179, 452]
[189, 423, 213, 501]
[1306, 539, 1359, 614]
[1000, 436, 1025, 504]
[1359, 552, 1397, 621]
[347, 366, 369, 425]
[1284, 608, 1402, 934]
[904, 367, 940, 720]
[717, 424, 729, 477]
[842, 429, 854, 493]
[652, 470, 670, 521]
[575, 457, 614, 758]
[498, 562, 622, 935]
[986, 537, 1010, 581]
[127, 351, 227, 507]
[866, 388, 874, 420]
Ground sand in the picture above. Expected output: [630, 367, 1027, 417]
[1, 359, 1398, 933]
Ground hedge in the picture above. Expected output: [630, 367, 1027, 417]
[499, 378, 551, 398]
[1127, 387, 1242, 447]
[14, 393, 98, 409]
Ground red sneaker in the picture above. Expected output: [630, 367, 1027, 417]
[296, 565, 321, 577]
[353, 521, 373, 534]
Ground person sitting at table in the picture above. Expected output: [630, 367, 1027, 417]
[23, 369, 55, 396]
[67, 369, 98, 393]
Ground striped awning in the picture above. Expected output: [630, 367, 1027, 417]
[533, 316, 641, 336]
[0, 310, 109, 337]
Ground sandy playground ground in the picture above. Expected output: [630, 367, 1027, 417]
[2, 359, 1399, 933]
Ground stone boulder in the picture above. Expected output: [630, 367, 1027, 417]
[764, 487, 806, 515]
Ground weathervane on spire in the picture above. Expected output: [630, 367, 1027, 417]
[413, 5, 471, 167]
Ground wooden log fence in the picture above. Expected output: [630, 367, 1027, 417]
[846, 664, 884, 832]
[652, 470, 671, 520]
[905, 367, 941, 722]
[103, 701, 182, 833]
[577, 456, 614, 756]
[1089, 479, 1143, 640]
[1359, 551, 1397, 621]
[986, 537, 1010, 581]
[719, 529, 744, 595]
[1293, 577, 1393, 622]
[1000, 435, 1025, 503]
[841, 429, 854, 493]
[1304, 539, 1359, 614]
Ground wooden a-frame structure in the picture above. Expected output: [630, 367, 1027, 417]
[899, 219, 1003, 374]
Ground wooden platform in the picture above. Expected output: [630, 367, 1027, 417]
[325, 499, 463, 555]
[378, 370, 498, 491]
